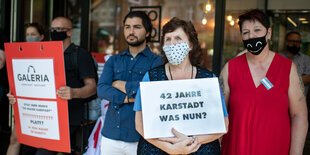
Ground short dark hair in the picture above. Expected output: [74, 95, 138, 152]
[25, 23, 45, 36]
[123, 11, 152, 42]
[285, 31, 301, 40]
[238, 9, 270, 32]
[160, 17, 202, 66]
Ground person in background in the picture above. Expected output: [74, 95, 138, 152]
[0, 49, 5, 81]
[281, 31, 310, 141]
[96, 29, 111, 54]
[97, 11, 162, 154]
[0, 43, 6, 107]
[281, 31, 310, 95]
[25, 23, 45, 42]
[0, 32, 7, 123]
[0, 30, 10, 154]
[6, 22, 45, 155]
[7, 17, 97, 155]
[0, 47, 4, 71]
[134, 17, 228, 155]
[220, 9, 308, 155]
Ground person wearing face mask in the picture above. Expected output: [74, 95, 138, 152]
[6, 23, 45, 155]
[133, 17, 228, 155]
[97, 11, 162, 154]
[0, 42, 6, 101]
[281, 31, 310, 95]
[25, 23, 45, 42]
[220, 9, 308, 155]
[7, 17, 97, 155]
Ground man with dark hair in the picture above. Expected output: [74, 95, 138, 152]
[97, 11, 162, 154]
[281, 31, 310, 95]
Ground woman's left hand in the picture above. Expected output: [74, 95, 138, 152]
[158, 128, 194, 144]
[166, 137, 201, 154]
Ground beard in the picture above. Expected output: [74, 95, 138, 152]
[126, 35, 146, 47]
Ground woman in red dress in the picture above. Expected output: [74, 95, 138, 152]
[220, 9, 308, 155]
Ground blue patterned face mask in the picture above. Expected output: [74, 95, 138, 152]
[26, 36, 41, 42]
[163, 42, 190, 66]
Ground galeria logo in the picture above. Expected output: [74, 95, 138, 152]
[17, 65, 49, 82]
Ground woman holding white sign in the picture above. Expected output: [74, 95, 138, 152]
[220, 9, 308, 155]
[134, 17, 229, 154]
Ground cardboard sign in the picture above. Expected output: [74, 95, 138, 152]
[140, 78, 226, 139]
[5, 41, 70, 152]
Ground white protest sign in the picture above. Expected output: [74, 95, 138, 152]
[12, 59, 56, 99]
[5, 41, 70, 152]
[17, 98, 60, 140]
[140, 78, 226, 139]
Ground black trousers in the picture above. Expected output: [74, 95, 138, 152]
[137, 137, 221, 155]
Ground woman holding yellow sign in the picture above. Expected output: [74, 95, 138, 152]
[134, 17, 228, 154]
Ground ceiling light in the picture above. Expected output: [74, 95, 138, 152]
[230, 20, 235, 26]
[227, 15, 232, 21]
[202, 17, 207, 25]
[205, 4, 211, 12]
[287, 17, 297, 27]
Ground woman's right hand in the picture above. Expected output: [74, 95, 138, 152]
[7, 92, 16, 104]
[158, 128, 201, 154]
[158, 128, 191, 144]
[166, 138, 201, 155]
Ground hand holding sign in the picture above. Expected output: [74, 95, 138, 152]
[5, 41, 70, 152]
[160, 134, 201, 155]
[7, 92, 17, 105]
[57, 86, 73, 100]
[140, 78, 226, 139]
[158, 128, 192, 144]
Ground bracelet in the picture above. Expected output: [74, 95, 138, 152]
[127, 95, 130, 103]
[189, 136, 195, 144]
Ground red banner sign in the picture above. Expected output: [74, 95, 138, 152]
[5, 41, 70, 153]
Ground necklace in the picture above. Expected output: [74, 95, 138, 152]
[168, 65, 194, 80]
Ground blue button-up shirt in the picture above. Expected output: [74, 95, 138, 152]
[97, 46, 163, 142]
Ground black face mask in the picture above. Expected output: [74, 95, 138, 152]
[51, 30, 67, 41]
[287, 45, 300, 55]
[242, 34, 267, 55]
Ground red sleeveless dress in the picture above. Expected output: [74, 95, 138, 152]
[221, 53, 292, 155]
